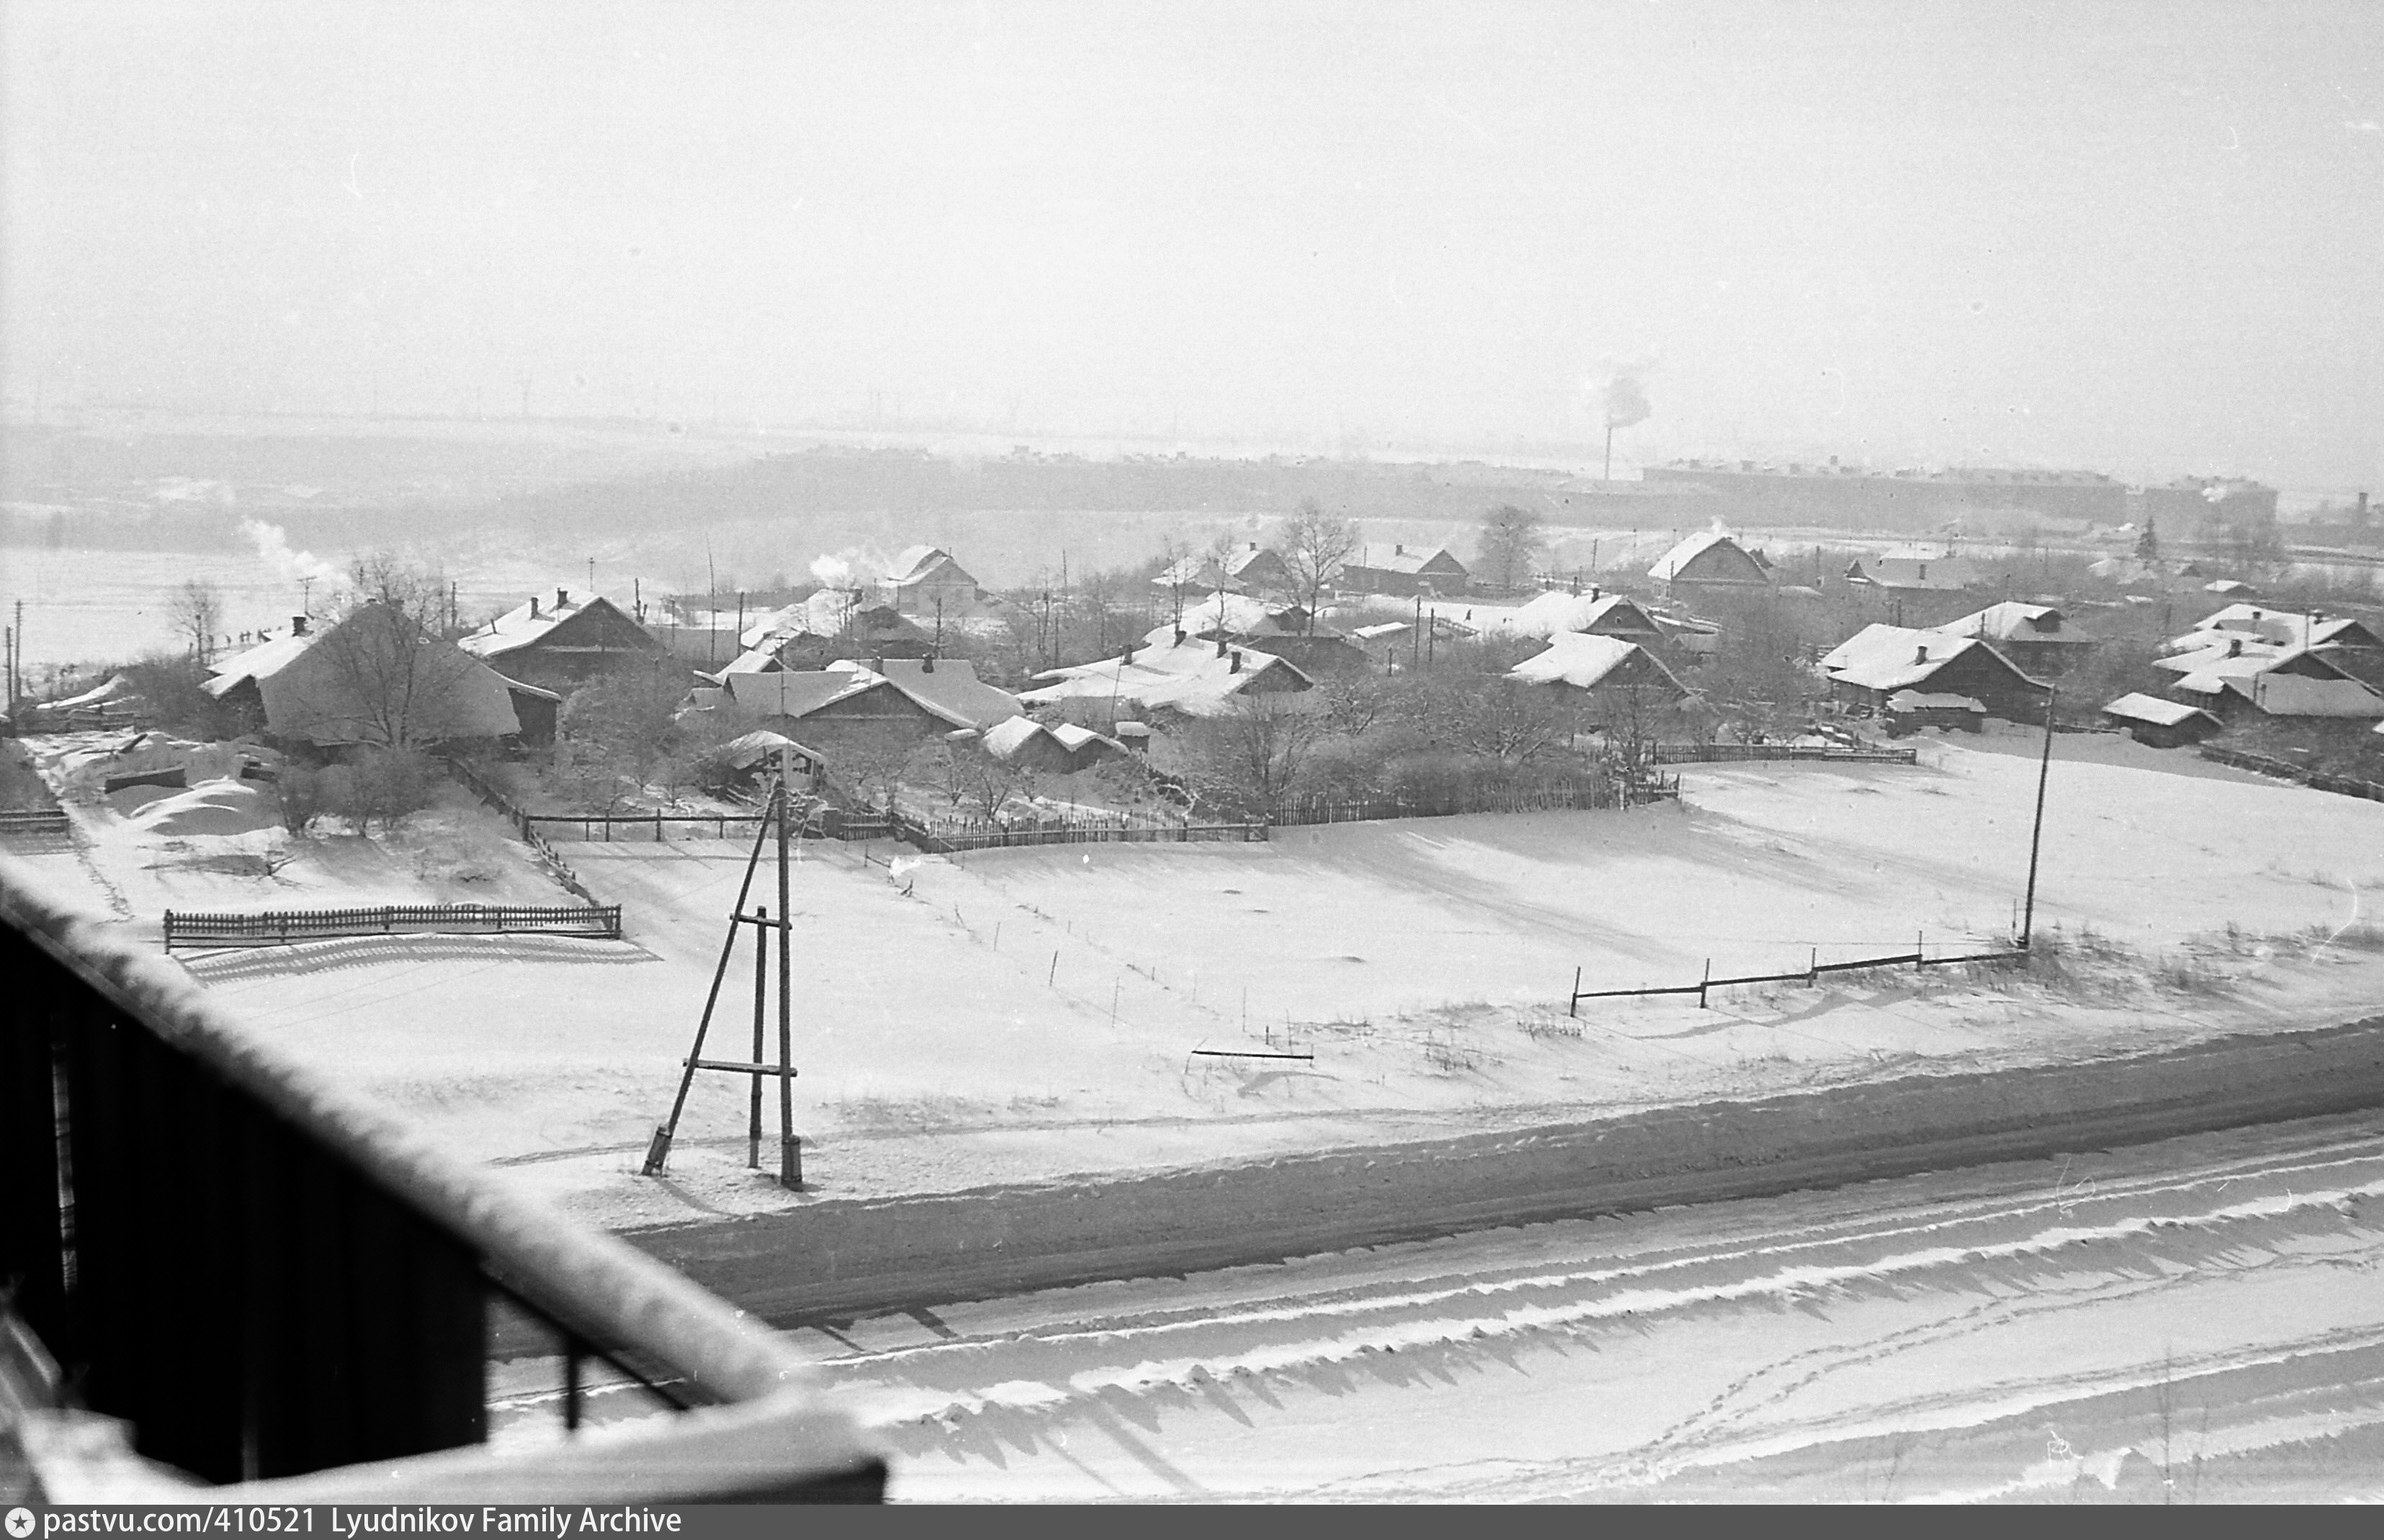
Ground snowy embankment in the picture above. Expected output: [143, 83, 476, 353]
[498, 1114, 2384, 1502]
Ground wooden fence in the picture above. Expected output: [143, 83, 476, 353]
[898, 815, 1265, 853]
[2197, 743, 2384, 804]
[1652, 743, 1919, 766]
[1568, 939, 2023, 1014]
[1273, 779, 1666, 828]
[165, 902, 624, 951]
[0, 808, 71, 836]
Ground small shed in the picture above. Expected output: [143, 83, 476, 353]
[2100, 693, 2221, 748]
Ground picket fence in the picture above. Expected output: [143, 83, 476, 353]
[2197, 743, 2384, 805]
[165, 903, 623, 951]
[1652, 743, 1919, 766]
[0, 808, 71, 836]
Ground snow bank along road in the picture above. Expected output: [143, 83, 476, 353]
[624, 1012, 2384, 1324]
[508, 1113, 2384, 1501]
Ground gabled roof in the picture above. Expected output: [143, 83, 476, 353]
[882, 547, 976, 588]
[2152, 640, 2349, 680]
[1354, 546, 1466, 576]
[723, 668, 884, 720]
[457, 589, 655, 662]
[202, 604, 521, 746]
[741, 590, 859, 650]
[1844, 552, 1984, 591]
[1506, 633, 1688, 695]
[1934, 601, 2090, 644]
[1820, 624, 2035, 694]
[2215, 673, 2384, 718]
[871, 658, 1023, 731]
[2189, 605, 2382, 650]
[1152, 556, 1247, 594]
[1648, 529, 1768, 584]
[1223, 545, 1288, 581]
[1507, 590, 1667, 641]
[2102, 692, 2216, 728]
[1021, 633, 1316, 718]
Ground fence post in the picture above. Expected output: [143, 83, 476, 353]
[1698, 957, 1710, 1008]
[1569, 965, 1580, 1019]
[1809, 946, 1818, 986]
[656, 810, 664, 842]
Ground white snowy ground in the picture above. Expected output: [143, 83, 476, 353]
[490, 1114, 2384, 1503]
[12, 722, 2382, 1229]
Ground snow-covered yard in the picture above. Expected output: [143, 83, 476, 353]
[12, 717, 2375, 1235]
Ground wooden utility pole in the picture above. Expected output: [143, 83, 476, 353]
[2019, 684, 2057, 949]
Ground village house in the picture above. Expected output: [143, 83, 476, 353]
[1818, 623, 2048, 721]
[2174, 605, 2384, 689]
[1505, 632, 1693, 702]
[1930, 601, 2098, 677]
[205, 606, 550, 750]
[735, 594, 935, 672]
[1170, 593, 1370, 676]
[717, 655, 1023, 743]
[2155, 645, 2384, 722]
[1338, 544, 1471, 598]
[2100, 692, 2223, 748]
[877, 547, 987, 619]
[457, 587, 665, 689]
[1020, 624, 1317, 721]
[1152, 555, 1247, 601]
[1347, 616, 1478, 672]
[980, 717, 1129, 776]
[1843, 549, 1986, 593]
[1646, 528, 1773, 596]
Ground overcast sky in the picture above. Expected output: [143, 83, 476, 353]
[4, 1, 2379, 485]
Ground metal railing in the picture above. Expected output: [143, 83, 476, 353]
[163, 903, 624, 951]
[1, 857, 884, 1501]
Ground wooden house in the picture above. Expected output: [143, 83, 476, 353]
[1339, 545, 1471, 598]
[1646, 529, 1773, 595]
[457, 587, 665, 688]
[1819, 624, 2048, 722]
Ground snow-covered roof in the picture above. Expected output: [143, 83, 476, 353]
[740, 590, 859, 650]
[2188, 605, 2380, 650]
[1152, 556, 1247, 593]
[723, 670, 883, 720]
[1819, 624, 2013, 693]
[202, 633, 315, 695]
[719, 730, 818, 771]
[457, 588, 642, 661]
[2202, 579, 2255, 595]
[1506, 590, 1665, 641]
[1933, 602, 2088, 644]
[1647, 529, 1747, 582]
[2218, 673, 2384, 717]
[871, 657, 1023, 731]
[1021, 633, 1316, 717]
[2151, 639, 2347, 679]
[1505, 633, 1688, 697]
[1845, 552, 1984, 591]
[1353, 546, 1464, 576]
[1222, 545, 1285, 580]
[980, 716, 1047, 760]
[2101, 692, 2214, 728]
[705, 648, 784, 682]
[881, 546, 974, 588]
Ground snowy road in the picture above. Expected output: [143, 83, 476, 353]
[728, 1113, 2384, 1503]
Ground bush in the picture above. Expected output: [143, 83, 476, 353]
[117, 655, 236, 739]
[320, 748, 439, 833]
[277, 763, 327, 834]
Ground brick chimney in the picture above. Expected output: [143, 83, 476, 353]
[1229, 650, 1243, 674]
[1914, 645, 1928, 663]
[921, 653, 935, 673]
[291, 615, 308, 636]
[1215, 635, 1229, 658]
[556, 586, 570, 610]
[529, 597, 539, 618]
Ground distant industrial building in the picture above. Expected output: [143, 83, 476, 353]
[1644, 459, 2128, 529]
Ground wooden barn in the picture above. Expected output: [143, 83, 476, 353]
[1339, 545, 1471, 598]
[2100, 693, 2222, 748]
[1819, 624, 2048, 722]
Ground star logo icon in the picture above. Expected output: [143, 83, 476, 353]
[6, 1507, 37, 1539]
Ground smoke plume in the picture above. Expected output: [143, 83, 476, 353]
[1595, 357, 1655, 429]
[239, 517, 345, 591]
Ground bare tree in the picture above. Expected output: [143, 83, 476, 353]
[169, 580, 223, 663]
[1277, 499, 1358, 634]
[301, 601, 500, 750]
[1170, 695, 1327, 818]
[1476, 504, 1547, 593]
[828, 723, 924, 814]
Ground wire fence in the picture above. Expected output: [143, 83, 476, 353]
[1567, 936, 2025, 1014]
[165, 902, 624, 951]
[0, 808, 71, 836]
[1273, 777, 1672, 828]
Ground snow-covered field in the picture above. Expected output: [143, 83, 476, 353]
[12, 723, 2382, 1233]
